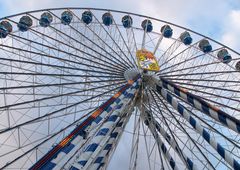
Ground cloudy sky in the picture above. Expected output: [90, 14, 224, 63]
[0, 0, 239, 51]
[0, 1, 239, 169]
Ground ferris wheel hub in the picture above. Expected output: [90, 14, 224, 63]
[124, 68, 140, 81]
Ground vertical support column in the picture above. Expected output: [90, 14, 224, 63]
[69, 78, 141, 170]
[158, 77, 240, 134]
[142, 108, 198, 170]
[89, 104, 134, 170]
[30, 76, 141, 170]
[155, 84, 240, 170]
[140, 109, 179, 170]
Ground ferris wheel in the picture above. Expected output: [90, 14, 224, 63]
[0, 7, 239, 170]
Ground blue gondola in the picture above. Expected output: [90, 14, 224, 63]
[236, 61, 240, 71]
[217, 49, 232, 64]
[180, 31, 192, 45]
[61, 11, 73, 25]
[198, 39, 212, 53]
[141, 19, 153, 32]
[144, 120, 149, 126]
[0, 21, 12, 38]
[102, 12, 113, 26]
[17, 16, 33, 32]
[39, 12, 53, 27]
[122, 15, 133, 28]
[161, 25, 173, 38]
[82, 11, 93, 25]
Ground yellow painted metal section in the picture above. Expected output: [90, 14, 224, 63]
[136, 49, 160, 71]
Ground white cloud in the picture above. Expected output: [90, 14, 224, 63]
[221, 10, 240, 51]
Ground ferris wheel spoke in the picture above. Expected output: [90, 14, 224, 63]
[0, 48, 94, 87]
[10, 21, 128, 75]
[138, 87, 172, 170]
[0, 107, 94, 169]
[9, 34, 126, 74]
[31, 77, 140, 170]
[159, 46, 223, 76]
[151, 90, 217, 169]
[0, 44, 122, 76]
[127, 26, 138, 52]
[140, 119, 153, 170]
[0, 78, 124, 91]
[161, 70, 239, 78]
[111, 17, 138, 68]
[87, 100, 136, 170]
[158, 41, 200, 70]
[148, 104, 221, 170]
[151, 104, 234, 170]
[152, 35, 163, 55]
[0, 66, 120, 92]
[173, 95, 240, 148]
[0, 112, 74, 157]
[146, 91, 195, 169]
[0, 102, 98, 113]
[151, 108, 217, 169]
[0, 47, 80, 75]
[11, 105, 96, 141]
[0, 50, 124, 80]
[193, 140, 234, 170]
[144, 92, 170, 170]
[0, 81, 125, 133]
[165, 80, 240, 94]
[168, 84, 240, 108]
[68, 11, 133, 70]
[0, 106, 103, 160]
[160, 80, 240, 113]
[166, 86, 240, 113]
[129, 109, 141, 170]
[141, 22, 149, 50]
[91, 13, 136, 69]
[47, 12, 131, 71]
[158, 77, 240, 132]
[141, 109, 180, 170]
[0, 69, 123, 94]
[152, 93, 226, 169]
[125, 28, 137, 61]
[166, 77, 240, 84]
[0, 71, 124, 78]
[158, 89, 240, 150]
[0, 81, 125, 121]
[155, 85, 240, 169]
[6, 19, 117, 71]
[156, 38, 181, 64]
[159, 57, 233, 77]
[123, 23, 138, 53]
[160, 59, 219, 76]
[153, 91, 240, 151]
[150, 99, 201, 168]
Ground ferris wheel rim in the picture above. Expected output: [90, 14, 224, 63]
[0, 7, 239, 56]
